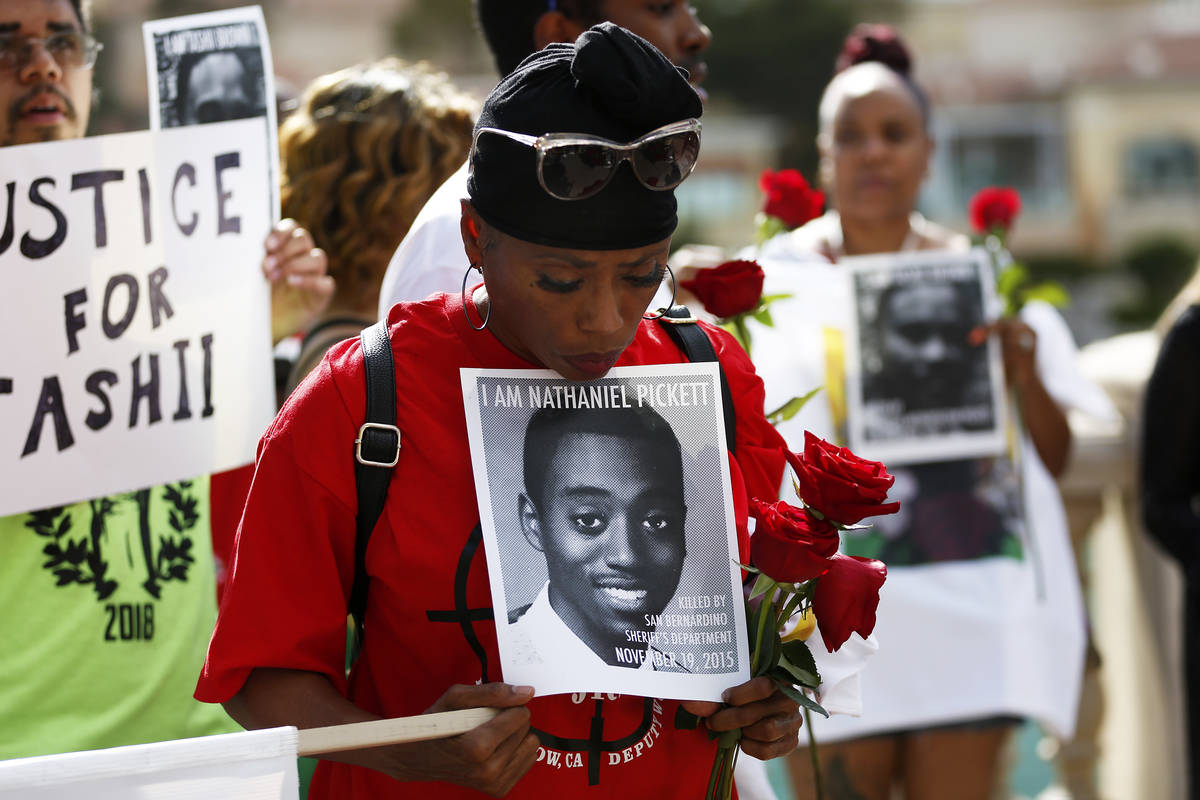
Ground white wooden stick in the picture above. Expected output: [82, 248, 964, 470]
[296, 708, 500, 756]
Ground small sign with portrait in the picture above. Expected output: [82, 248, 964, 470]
[143, 6, 279, 218]
[460, 363, 751, 702]
[843, 248, 1007, 465]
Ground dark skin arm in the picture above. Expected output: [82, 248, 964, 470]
[224, 669, 540, 797]
[972, 318, 1072, 477]
[679, 676, 805, 759]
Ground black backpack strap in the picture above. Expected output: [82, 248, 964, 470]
[349, 319, 401, 647]
[656, 306, 737, 454]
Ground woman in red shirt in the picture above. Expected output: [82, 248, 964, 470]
[197, 23, 799, 798]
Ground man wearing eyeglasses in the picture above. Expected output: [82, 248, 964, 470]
[375, 0, 712, 316]
[0, 0, 323, 761]
[0, 0, 98, 145]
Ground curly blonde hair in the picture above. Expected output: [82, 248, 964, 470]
[279, 59, 476, 311]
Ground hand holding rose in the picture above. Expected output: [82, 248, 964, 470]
[679, 677, 804, 760]
[694, 433, 895, 799]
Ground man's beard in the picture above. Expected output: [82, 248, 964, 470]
[5, 83, 78, 146]
[1, 123, 71, 147]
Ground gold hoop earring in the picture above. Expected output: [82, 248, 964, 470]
[461, 263, 491, 331]
[642, 264, 678, 320]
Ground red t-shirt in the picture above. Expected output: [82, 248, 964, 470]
[197, 293, 786, 798]
[209, 464, 253, 602]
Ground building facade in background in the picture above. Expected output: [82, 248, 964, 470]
[905, 0, 1200, 261]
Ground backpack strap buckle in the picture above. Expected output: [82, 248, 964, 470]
[355, 422, 401, 467]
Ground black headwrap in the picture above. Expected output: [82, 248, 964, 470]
[468, 23, 703, 250]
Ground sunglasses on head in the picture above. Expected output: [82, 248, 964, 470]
[471, 118, 702, 201]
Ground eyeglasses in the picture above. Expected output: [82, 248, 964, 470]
[471, 118, 701, 201]
[0, 32, 103, 72]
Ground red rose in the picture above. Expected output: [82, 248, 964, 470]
[787, 432, 901, 526]
[759, 169, 825, 230]
[968, 186, 1021, 235]
[680, 259, 765, 319]
[812, 553, 887, 652]
[749, 498, 839, 584]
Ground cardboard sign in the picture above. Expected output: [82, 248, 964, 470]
[0, 120, 274, 516]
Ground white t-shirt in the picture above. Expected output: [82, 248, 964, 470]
[507, 582, 656, 673]
[748, 245, 1107, 742]
[753, 210, 970, 262]
[377, 163, 470, 317]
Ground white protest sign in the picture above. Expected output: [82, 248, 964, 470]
[0, 119, 274, 516]
[144, 6, 280, 220]
[0, 727, 299, 799]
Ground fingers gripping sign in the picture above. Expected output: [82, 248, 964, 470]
[383, 683, 540, 797]
[969, 317, 1038, 389]
[262, 218, 334, 344]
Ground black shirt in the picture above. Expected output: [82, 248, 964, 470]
[1142, 304, 1200, 565]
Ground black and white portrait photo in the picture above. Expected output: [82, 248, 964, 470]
[845, 249, 1008, 465]
[461, 365, 751, 702]
[144, 10, 272, 129]
[143, 8, 279, 218]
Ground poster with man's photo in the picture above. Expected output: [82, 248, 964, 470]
[461, 364, 751, 701]
[143, 6, 278, 218]
[843, 249, 1007, 465]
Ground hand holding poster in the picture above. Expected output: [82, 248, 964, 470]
[461, 364, 750, 701]
[0, 120, 274, 516]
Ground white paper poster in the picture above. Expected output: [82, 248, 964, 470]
[144, 6, 279, 220]
[843, 248, 1008, 465]
[461, 364, 750, 701]
[0, 120, 274, 516]
[0, 727, 299, 799]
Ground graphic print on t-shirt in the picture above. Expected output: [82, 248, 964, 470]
[23, 482, 200, 639]
[841, 457, 1026, 565]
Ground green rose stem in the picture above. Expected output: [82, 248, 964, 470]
[749, 593, 774, 674]
[805, 707, 823, 799]
[704, 584, 829, 800]
[731, 314, 752, 355]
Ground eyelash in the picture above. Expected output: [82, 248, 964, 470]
[536, 275, 583, 293]
[535, 263, 665, 294]
[626, 262, 666, 288]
